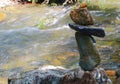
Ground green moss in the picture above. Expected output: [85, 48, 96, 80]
[37, 18, 46, 29]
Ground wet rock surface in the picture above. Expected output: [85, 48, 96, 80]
[9, 65, 111, 84]
[70, 5, 94, 25]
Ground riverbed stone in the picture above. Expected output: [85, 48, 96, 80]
[8, 65, 111, 84]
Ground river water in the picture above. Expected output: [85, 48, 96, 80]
[0, 4, 120, 79]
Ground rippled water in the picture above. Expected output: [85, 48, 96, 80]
[0, 4, 120, 79]
[0, 5, 79, 77]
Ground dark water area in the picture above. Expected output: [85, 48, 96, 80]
[0, 4, 120, 81]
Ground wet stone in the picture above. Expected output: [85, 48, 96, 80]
[8, 65, 111, 84]
[70, 5, 94, 25]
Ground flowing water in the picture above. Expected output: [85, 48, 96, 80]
[0, 5, 80, 77]
[0, 4, 120, 83]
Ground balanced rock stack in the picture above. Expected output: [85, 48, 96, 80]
[68, 3, 112, 84]
[69, 3, 104, 71]
[8, 3, 112, 84]
[70, 3, 94, 26]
